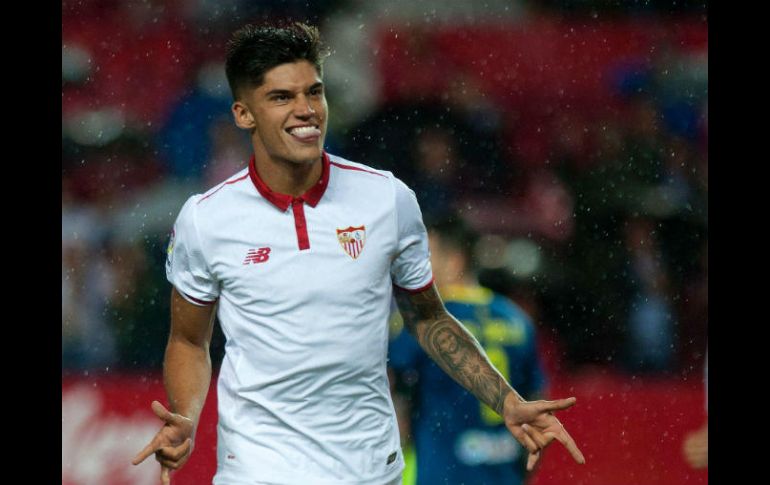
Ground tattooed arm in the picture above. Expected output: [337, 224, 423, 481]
[394, 284, 586, 470]
[393, 284, 518, 414]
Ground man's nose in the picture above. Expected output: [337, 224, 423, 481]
[294, 95, 316, 117]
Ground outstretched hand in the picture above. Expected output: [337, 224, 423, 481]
[132, 401, 195, 485]
[502, 395, 585, 471]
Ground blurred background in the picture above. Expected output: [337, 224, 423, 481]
[62, 0, 707, 484]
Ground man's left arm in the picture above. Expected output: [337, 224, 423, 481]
[394, 284, 585, 470]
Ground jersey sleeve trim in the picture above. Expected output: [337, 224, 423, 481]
[178, 289, 218, 306]
[393, 277, 435, 294]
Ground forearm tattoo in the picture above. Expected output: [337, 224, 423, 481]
[394, 286, 513, 415]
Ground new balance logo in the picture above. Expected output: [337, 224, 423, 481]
[243, 247, 271, 265]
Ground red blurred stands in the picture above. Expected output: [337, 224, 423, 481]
[62, 370, 707, 485]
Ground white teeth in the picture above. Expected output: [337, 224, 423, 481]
[289, 126, 320, 137]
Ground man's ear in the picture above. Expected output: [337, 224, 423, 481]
[232, 101, 255, 130]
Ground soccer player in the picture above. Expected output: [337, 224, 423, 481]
[389, 216, 547, 485]
[132, 22, 585, 485]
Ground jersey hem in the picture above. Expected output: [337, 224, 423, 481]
[213, 463, 404, 485]
[393, 277, 434, 294]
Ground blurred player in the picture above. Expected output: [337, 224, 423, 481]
[390, 216, 547, 485]
[132, 22, 584, 485]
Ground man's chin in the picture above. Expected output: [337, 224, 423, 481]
[286, 146, 323, 165]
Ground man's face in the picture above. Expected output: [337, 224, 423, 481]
[233, 60, 328, 166]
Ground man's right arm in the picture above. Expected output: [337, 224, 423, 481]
[132, 287, 216, 483]
[165, 286, 217, 430]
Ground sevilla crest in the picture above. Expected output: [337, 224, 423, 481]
[337, 225, 366, 259]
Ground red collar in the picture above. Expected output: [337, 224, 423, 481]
[248, 151, 331, 211]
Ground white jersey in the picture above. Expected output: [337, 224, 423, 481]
[166, 152, 433, 485]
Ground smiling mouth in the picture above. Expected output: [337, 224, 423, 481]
[286, 125, 322, 142]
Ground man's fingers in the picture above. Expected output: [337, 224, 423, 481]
[511, 426, 539, 454]
[528, 397, 585, 464]
[132, 439, 160, 466]
[151, 401, 192, 425]
[552, 427, 585, 464]
[151, 400, 193, 428]
[132, 400, 184, 467]
[522, 423, 552, 449]
[156, 456, 183, 470]
[161, 466, 170, 485]
[155, 439, 193, 473]
[536, 397, 577, 414]
[151, 400, 175, 423]
[526, 450, 541, 471]
[158, 439, 193, 461]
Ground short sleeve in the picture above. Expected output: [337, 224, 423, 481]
[390, 177, 433, 291]
[165, 196, 219, 305]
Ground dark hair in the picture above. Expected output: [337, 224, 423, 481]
[225, 22, 329, 99]
[425, 215, 478, 269]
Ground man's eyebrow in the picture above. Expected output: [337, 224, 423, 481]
[265, 89, 292, 97]
[264, 83, 323, 97]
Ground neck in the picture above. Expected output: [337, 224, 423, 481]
[253, 152, 323, 197]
